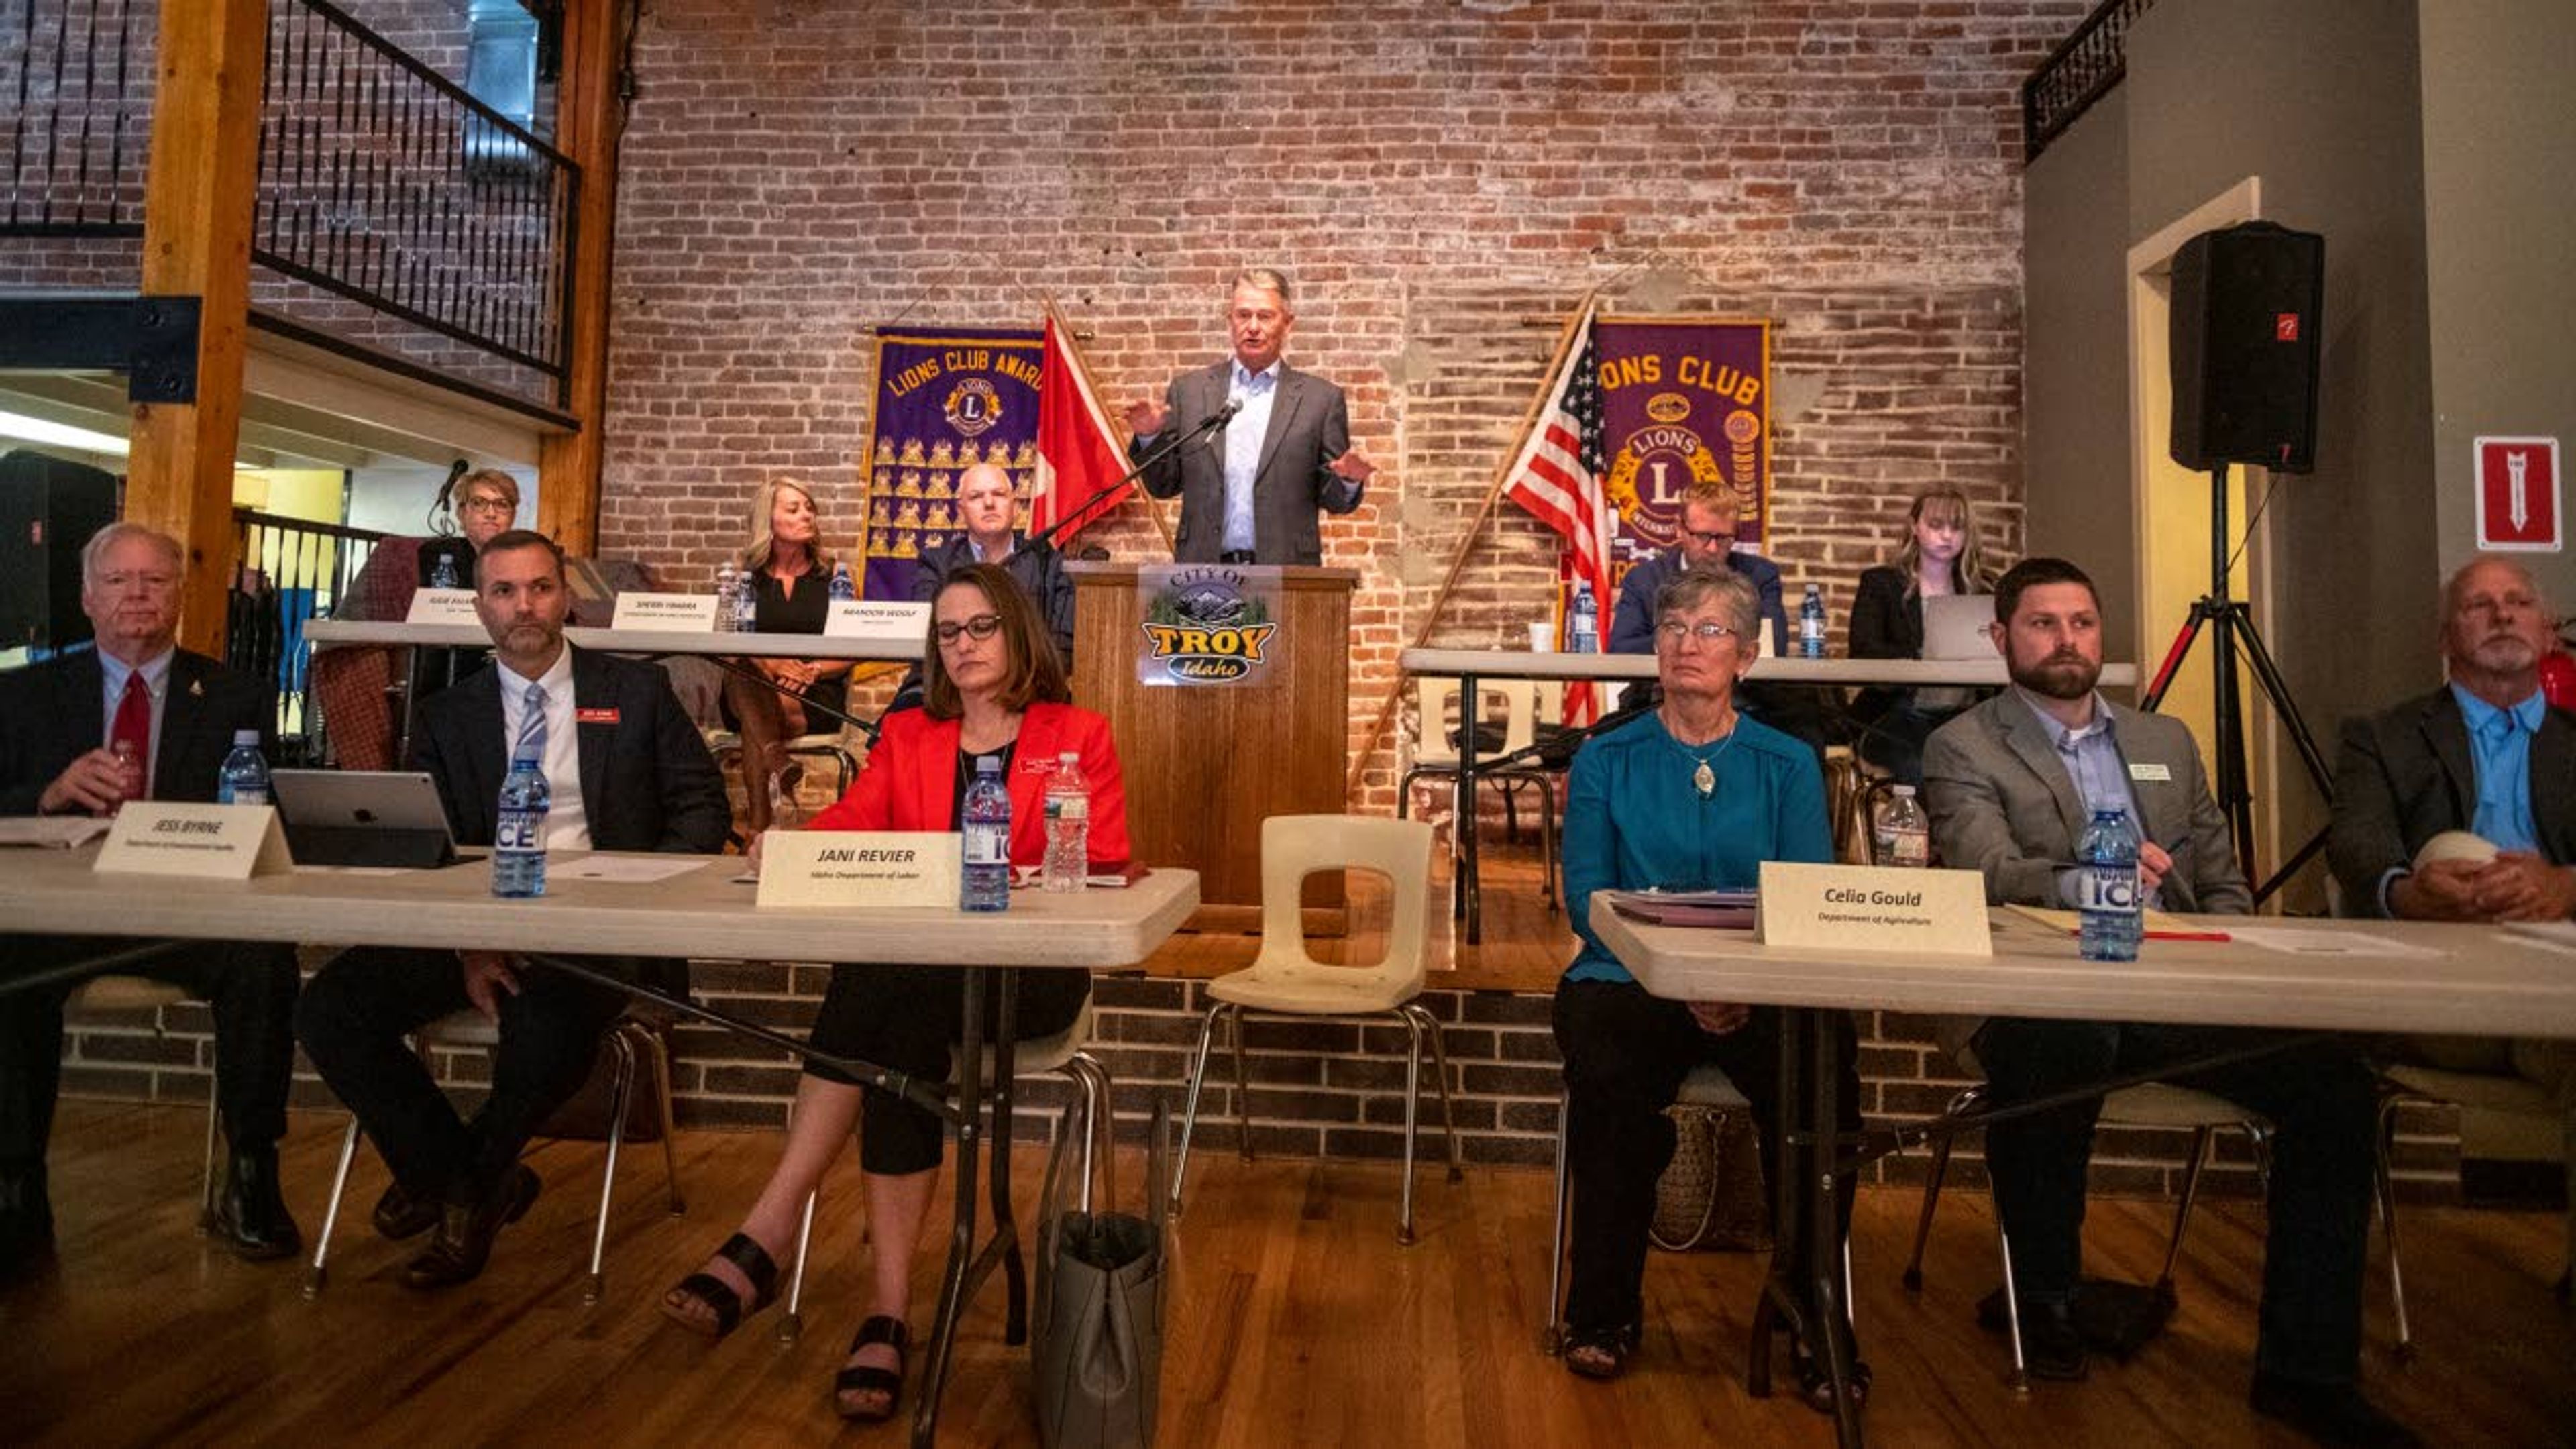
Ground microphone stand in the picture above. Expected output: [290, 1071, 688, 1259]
[1018, 400, 1242, 560]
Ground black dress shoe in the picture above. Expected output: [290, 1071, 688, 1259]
[210, 1146, 303, 1262]
[372, 1181, 440, 1242]
[1976, 1286, 2087, 1381]
[2249, 1373, 2421, 1448]
[402, 1165, 539, 1291]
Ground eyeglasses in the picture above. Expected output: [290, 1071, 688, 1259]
[1656, 620, 1742, 645]
[457, 496, 514, 517]
[1680, 527, 1731, 547]
[934, 613, 1004, 644]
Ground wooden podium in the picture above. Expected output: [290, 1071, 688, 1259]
[1069, 561, 1356, 931]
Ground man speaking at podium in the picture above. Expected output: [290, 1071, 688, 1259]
[1124, 268, 1377, 566]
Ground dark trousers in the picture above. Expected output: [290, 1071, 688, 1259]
[1553, 976, 1860, 1334]
[804, 961, 1090, 1177]
[1, 934, 299, 1173]
[1973, 1017, 2377, 1383]
[294, 947, 662, 1199]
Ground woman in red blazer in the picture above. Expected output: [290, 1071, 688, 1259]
[659, 564, 1128, 1422]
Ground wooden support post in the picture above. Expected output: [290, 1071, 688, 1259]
[535, 0, 633, 556]
[125, 0, 266, 657]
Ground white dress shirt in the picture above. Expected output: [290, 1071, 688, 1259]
[1222, 360, 1281, 553]
[495, 647, 592, 850]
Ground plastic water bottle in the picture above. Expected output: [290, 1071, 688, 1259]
[1870, 783, 1930, 868]
[429, 553, 460, 590]
[961, 756, 1011, 912]
[732, 569, 760, 634]
[1568, 581, 1599, 654]
[1799, 584, 1827, 659]
[492, 752, 551, 898]
[2076, 806, 2142, 962]
[714, 561, 740, 633]
[829, 561, 857, 602]
[1042, 751, 1091, 893]
[215, 730, 270, 806]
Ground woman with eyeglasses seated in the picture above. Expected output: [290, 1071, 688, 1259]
[724, 475, 858, 836]
[309, 467, 522, 770]
[1552, 562, 1865, 1408]
[659, 563, 1128, 1424]
[1848, 487, 1995, 782]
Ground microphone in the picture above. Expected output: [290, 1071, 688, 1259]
[1203, 397, 1244, 429]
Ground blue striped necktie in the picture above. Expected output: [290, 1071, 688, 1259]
[515, 682, 547, 763]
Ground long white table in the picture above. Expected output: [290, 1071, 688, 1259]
[1589, 899, 2576, 1445]
[305, 619, 925, 662]
[3, 845, 1197, 1449]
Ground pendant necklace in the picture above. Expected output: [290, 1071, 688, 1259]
[1663, 712, 1739, 800]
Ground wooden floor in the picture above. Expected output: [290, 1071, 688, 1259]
[8, 1099, 2571, 1446]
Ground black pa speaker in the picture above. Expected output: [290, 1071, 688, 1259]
[0, 450, 119, 653]
[2168, 221, 2324, 474]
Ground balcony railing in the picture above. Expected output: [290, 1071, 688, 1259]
[2022, 0, 2158, 163]
[0, 0, 151, 236]
[229, 506, 388, 764]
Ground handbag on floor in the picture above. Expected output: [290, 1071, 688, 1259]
[1032, 1097, 1170, 1449]
[1650, 1102, 1772, 1252]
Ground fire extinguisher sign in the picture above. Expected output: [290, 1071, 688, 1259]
[2475, 436, 2562, 551]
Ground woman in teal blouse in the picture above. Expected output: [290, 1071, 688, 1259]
[1553, 564, 1864, 1408]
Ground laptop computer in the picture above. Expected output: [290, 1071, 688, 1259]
[270, 769, 460, 869]
[1921, 593, 1998, 659]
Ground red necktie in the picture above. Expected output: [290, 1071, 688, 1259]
[111, 672, 152, 802]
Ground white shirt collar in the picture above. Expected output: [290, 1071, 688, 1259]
[497, 644, 575, 700]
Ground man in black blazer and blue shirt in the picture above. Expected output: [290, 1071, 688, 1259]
[0, 523, 303, 1277]
[1124, 268, 1377, 567]
[294, 530, 727, 1289]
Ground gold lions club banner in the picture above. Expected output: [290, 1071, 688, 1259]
[1595, 317, 1772, 564]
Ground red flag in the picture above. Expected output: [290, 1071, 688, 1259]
[1502, 303, 1611, 724]
[1033, 309, 1129, 545]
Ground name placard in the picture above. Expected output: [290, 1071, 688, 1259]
[403, 588, 482, 625]
[95, 802, 294, 880]
[611, 592, 719, 631]
[826, 599, 931, 641]
[1757, 861, 1992, 957]
[757, 830, 960, 909]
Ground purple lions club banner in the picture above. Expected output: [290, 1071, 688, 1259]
[1593, 317, 1772, 569]
[860, 325, 1045, 602]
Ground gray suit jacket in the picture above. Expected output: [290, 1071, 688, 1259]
[2327, 686, 2576, 915]
[1131, 360, 1361, 566]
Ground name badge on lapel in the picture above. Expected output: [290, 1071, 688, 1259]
[576, 707, 620, 725]
[2128, 762, 2172, 782]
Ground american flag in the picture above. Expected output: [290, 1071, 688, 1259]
[1503, 303, 1612, 724]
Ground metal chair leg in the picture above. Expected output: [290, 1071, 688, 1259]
[198, 1089, 223, 1231]
[1539, 775, 1560, 913]
[304, 1115, 364, 1299]
[780, 1187, 818, 1344]
[2375, 1094, 2414, 1358]
[584, 1030, 637, 1305]
[1396, 1008, 1424, 1246]
[1409, 1002, 1465, 1182]
[1227, 1004, 1254, 1164]
[1996, 1218, 2029, 1393]
[643, 1028, 685, 1215]
[2157, 1125, 2218, 1295]
[1169, 1000, 1227, 1219]
[1542, 1088, 1570, 1356]
[1904, 1087, 1980, 1291]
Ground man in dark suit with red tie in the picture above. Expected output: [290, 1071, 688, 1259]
[0, 523, 303, 1279]
[1124, 268, 1379, 567]
[294, 530, 727, 1289]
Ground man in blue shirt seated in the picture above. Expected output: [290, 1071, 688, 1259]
[1923, 557, 2411, 1448]
[2328, 554, 2576, 1299]
[1609, 480, 1824, 755]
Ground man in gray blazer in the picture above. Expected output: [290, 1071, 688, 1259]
[2328, 555, 2576, 1293]
[1124, 268, 1377, 566]
[1923, 557, 2405, 1446]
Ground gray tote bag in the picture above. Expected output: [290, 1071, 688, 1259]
[1032, 1097, 1169, 1449]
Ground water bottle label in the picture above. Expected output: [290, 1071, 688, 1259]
[2078, 865, 2139, 914]
[963, 826, 1008, 866]
[1047, 796, 1088, 822]
[495, 810, 545, 851]
[225, 786, 268, 807]
[1875, 828, 1927, 867]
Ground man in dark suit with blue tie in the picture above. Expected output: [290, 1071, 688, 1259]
[294, 530, 727, 1289]
[0, 523, 303, 1278]
[1124, 268, 1378, 567]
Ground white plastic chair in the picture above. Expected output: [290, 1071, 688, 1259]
[774, 998, 1115, 1342]
[1169, 814, 1462, 1244]
[2374, 1061, 2559, 1355]
[66, 975, 221, 1228]
[1540, 1064, 1749, 1354]
[304, 1007, 682, 1303]
[1398, 678, 1558, 911]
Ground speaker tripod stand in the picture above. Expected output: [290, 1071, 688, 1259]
[2138, 462, 2335, 904]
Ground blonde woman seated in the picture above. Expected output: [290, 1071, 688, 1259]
[724, 475, 856, 835]
[661, 564, 1129, 1423]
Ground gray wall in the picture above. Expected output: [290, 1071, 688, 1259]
[2023, 87, 2138, 669]
[2420, 0, 2576, 607]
